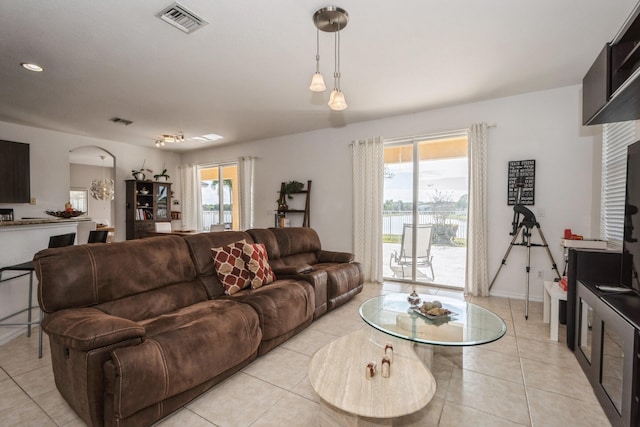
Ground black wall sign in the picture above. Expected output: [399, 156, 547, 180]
[508, 160, 535, 205]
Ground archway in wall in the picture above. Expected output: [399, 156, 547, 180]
[69, 146, 116, 241]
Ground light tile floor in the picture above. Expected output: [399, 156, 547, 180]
[0, 282, 611, 427]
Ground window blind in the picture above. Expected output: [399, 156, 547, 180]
[601, 121, 636, 247]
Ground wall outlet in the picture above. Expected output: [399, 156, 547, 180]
[30, 197, 37, 205]
[537, 270, 543, 279]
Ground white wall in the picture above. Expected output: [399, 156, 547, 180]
[0, 84, 602, 301]
[182, 85, 601, 301]
[0, 121, 181, 242]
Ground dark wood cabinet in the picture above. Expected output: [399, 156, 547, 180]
[566, 249, 622, 349]
[583, 4, 640, 125]
[0, 140, 30, 203]
[569, 249, 640, 427]
[125, 180, 171, 239]
[574, 281, 640, 427]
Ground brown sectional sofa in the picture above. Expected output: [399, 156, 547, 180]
[34, 228, 363, 427]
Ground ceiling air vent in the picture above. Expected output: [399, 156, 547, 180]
[156, 2, 208, 34]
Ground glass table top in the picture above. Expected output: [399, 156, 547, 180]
[359, 293, 507, 346]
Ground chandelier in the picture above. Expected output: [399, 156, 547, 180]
[309, 6, 349, 111]
[155, 133, 185, 147]
[90, 155, 115, 201]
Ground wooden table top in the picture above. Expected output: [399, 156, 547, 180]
[308, 328, 436, 419]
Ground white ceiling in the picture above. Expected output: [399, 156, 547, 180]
[0, 1, 637, 152]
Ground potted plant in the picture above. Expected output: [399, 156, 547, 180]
[284, 180, 304, 199]
[154, 165, 170, 182]
[132, 160, 152, 181]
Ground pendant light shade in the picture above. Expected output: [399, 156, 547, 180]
[309, 72, 326, 92]
[328, 89, 347, 111]
[90, 156, 115, 201]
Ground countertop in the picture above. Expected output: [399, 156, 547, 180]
[0, 217, 93, 227]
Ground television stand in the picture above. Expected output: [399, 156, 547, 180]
[570, 260, 640, 426]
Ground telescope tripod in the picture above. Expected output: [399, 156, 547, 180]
[490, 217, 561, 319]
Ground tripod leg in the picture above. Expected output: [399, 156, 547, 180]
[535, 226, 562, 279]
[525, 232, 532, 320]
[489, 226, 523, 290]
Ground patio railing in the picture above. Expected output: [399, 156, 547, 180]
[202, 210, 233, 230]
[382, 210, 467, 240]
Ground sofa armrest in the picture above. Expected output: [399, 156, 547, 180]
[273, 264, 314, 275]
[42, 308, 145, 351]
[317, 250, 354, 264]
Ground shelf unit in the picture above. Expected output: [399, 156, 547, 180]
[125, 180, 172, 239]
[275, 180, 311, 227]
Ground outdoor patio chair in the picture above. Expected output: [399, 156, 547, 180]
[390, 224, 435, 280]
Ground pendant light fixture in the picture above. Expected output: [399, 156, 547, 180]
[311, 6, 349, 110]
[90, 155, 115, 201]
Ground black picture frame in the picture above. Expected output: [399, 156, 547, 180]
[507, 159, 535, 206]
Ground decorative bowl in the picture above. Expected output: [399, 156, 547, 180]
[46, 210, 85, 218]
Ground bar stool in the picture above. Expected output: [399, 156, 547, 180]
[0, 232, 76, 358]
[88, 230, 108, 243]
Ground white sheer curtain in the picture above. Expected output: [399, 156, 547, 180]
[466, 123, 489, 296]
[180, 163, 202, 231]
[238, 156, 254, 230]
[352, 137, 384, 283]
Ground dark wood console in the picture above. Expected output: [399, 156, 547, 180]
[568, 249, 640, 427]
[566, 248, 621, 349]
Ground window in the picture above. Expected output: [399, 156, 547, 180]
[198, 163, 239, 230]
[601, 121, 636, 247]
[69, 188, 88, 213]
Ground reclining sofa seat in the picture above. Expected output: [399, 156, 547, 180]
[34, 233, 314, 427]
[181, 231, 315, 355]
[247, 227, 364, 313]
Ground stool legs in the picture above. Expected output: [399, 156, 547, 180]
[27, 271, 33, 337]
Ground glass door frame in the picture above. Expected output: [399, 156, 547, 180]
[383, 129, 469, 286]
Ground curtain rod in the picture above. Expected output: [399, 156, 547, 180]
[383, 123, 497, 144]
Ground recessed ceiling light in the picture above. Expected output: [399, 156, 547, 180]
[20, 62, 44, 72]
[193, 133, 224, 143]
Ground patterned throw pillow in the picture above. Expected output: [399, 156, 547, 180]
[211, 240, 251, 295]
[242, 242, 275, 289]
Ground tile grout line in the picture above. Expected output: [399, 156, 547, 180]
[513, 300, 535, 427]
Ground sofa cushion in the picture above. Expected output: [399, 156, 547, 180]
[36, 235, 198, 313]
[182, 231, 254, 298]
[243, 243, 275, 289]
[228, 279, 314, 354]
[211, 240, 251, 295]
[110, 299, 261, 420]
[270, 227, 322, 258]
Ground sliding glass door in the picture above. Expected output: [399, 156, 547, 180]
[384, 133, 468, 288]
[199, 163, 239, 230]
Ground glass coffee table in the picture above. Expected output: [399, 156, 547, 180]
[308, 293, 506, 425]
[359, 292, 507, 347]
